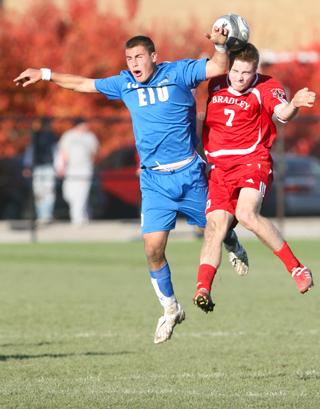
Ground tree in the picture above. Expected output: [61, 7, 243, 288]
[0, 0, 319, 157]
[261, 44, 320, 156]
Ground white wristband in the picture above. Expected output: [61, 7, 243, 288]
[40, 68, 52, 81]
[214, 44, 227, 53]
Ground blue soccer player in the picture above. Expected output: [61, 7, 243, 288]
[14, 27, 248, 344]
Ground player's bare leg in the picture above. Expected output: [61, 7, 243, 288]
[236, 187, 313, 293]
[236, 188, 283, 249]
[193, 210, 234, 312]
[200, 210, 234, 269]
[197, 226, 249, 276]
[144, 231, 185, 343]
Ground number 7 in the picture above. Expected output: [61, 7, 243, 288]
[224, 108, 235, 127]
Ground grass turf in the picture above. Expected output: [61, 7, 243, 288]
[0, 239, 319, 409]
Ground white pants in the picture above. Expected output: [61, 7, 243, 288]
[62, 176, 92, 225]
[33, 164, 56, 222]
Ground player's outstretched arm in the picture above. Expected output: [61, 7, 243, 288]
[205, 26, 229, 79]
[275, 87, 316, 122]
[14, 68, 97, 93]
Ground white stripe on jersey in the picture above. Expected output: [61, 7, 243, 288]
[206, 128, 262, 157]
[205, 88, 262, 158]
[259, 182, 266, 197]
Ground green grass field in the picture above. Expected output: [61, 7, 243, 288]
[0, 239, 319, 409]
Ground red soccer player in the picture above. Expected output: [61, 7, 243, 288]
[193, 43, 316, 313]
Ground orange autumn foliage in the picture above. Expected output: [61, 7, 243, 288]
[0, 0, 319, 158]
[262, 43, 320, 157]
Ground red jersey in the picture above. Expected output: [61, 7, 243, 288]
[203, 73, 287, 169]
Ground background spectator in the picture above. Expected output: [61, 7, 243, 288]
[55, 118, 99, 226]
[23, 117, 58, 224]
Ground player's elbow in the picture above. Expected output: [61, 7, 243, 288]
[205, 60, 227, 79]
[75, 78, 97, 93]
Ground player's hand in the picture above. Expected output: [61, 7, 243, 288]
[205, 25, 228, 46]
[292, 88, 316, 108]
[13, 68, 42, 87]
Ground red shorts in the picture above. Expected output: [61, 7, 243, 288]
[206, 160, 273, 215]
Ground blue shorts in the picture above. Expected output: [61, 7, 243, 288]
[140, 155, 208, 234]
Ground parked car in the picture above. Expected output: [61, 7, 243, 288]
[2, 151, 319, 221]
[261, 154, 320, 217]
[0, 156, 30, 220]
[96, 146, 140, 219]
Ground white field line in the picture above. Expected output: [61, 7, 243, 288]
[176, 331, 246, 337]
[84, 328, 320, 338]
[109, 369, 320, 382]
[26, 371, 320, 385]
[1, 328, 319, 341]
[74, 330, 247, 338]
[18, 385, 319, 398]
[70, 328, 320, 338]
[116, 390, 288, 397]
[69, 388, 320, 398]
[296, 369, 320, 378]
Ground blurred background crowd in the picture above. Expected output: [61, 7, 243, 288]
[0, 0, 319, 224]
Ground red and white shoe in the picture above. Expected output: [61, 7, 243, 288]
[193, 288, 215, 313]
[291, 266, 314, 294]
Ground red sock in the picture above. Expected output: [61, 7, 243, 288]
[196, 264, 217, 292]
[273, 242, 300, 273]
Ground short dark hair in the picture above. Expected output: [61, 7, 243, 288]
[125, 35, 155, 55]
[229, 43, 260, 71]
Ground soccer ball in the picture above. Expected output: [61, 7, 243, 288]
[213, 13, 250, 51]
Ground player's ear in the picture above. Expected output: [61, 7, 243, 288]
[151, 52, 157, 63]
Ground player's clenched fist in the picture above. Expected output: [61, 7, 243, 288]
[206, 25, 228, 46]
[14, 68, 42, 87]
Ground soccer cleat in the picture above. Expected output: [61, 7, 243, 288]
[291, 266, 314, 294]
[228, 245, 249, 276]
[193, 288, 215, 313]
[153, 303, 185, 344]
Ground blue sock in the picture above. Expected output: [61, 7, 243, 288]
[149, 263, 176, 307]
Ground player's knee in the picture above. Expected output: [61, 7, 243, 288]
[236, 209, 256, 231]
[205, 217, 227, 241]
[144, 242, 165, 265]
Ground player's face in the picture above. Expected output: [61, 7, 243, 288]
[228, 60, 257, 92]
[125, 45, 157, 83]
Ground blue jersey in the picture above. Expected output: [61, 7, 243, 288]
[95, 59, 207, 168]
